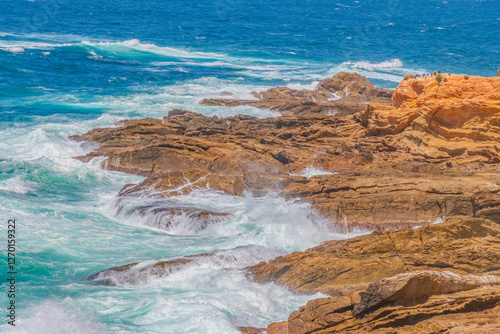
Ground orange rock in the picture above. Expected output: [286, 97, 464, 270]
[248, 217, 500, 294]
[360, 74, 500, 163]
[286, 270, 500, 334]
[267, 321, 288, 334]
[72, 73, 500, 229]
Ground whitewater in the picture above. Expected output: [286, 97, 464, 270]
[1, 0, 499, 332]
[0, 33, 397, 334]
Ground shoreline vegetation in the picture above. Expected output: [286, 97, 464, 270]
[73, 71, 500, 333]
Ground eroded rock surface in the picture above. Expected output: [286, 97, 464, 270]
[284, 270, 500, 334]
[248, 217, 500, 294]
[71, 74, 500, 229]
[75, 73, 500, 333]
[201, 72, 393, 116]
[360, 74, 500, 163]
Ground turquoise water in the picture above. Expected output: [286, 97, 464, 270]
[1, 0, 499, 333]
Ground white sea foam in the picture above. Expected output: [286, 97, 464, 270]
[0, 176, 34, 194]
[81, 39, 225, 60]
[0, 300, 107, 334]
[300, 166, 338, 178]
[110, 189, 352, 250]
[0, 40, 71, 51]
[0, 35, 224, 61]
[1, 46, 25, 53]
[81, 266, 323, 333]
[342, 58, 404, 71]
[91, 245, 284, 285]
[46, 76, 277, 119]
[87, 50, 102, 60]
[335, 59, 428, 83]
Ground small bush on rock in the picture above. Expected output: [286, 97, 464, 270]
[435, 74, 443, 86]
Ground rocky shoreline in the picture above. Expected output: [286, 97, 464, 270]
[73, 72, 500, 333]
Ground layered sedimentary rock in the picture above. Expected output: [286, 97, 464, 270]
[72, 74, 500, 229]
[359, 74, 500, 163]
[248, 217, 500, 294]
[284, 270, 500, 334]
[75, 73, 500, 333]
[201, 72, 393, 116]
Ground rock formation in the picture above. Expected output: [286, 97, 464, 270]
[284, 270, 500, 334]
[359, 74, 500, 163]
[248, 217, 500, 294]
[73, 72, 500, 333]
[72, 73, 500, 229]
[201, 72, 393, 116]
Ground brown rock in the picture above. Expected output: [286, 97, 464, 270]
[72, 73, 500, 230]
[238, 327, 266, 334]
[267, 321, 288, 334]
[288, 296, 352, 334]
[353, 270, 500, 315]
[248, 217, 500, 294]
[201, 72, 393, 116]
[286, 270, 500, 334]
[123, 206, 232, 233]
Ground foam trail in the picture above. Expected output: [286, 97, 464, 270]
[333, 59, 428, 83]
[1, 46, 24, 53]
[89, 245, 285, 285]
[343, 58, 404, 71]
[81, 39, 226, 59]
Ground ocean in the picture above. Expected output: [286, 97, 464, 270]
[0, 0, 499, 333]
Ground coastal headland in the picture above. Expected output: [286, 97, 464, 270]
[72, 72, 500, 333]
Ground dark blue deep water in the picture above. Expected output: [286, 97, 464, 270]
[0, 1, 499, 333]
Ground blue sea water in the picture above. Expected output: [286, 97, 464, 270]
[0, 0, 499, 333]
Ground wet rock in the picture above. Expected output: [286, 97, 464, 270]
[125, 205, 232, 233]
[88, 252, 238, 285]
[248, 217, 500, 294]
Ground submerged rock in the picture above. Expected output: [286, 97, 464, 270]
[88, 252, 232, 285]
[125, 205, 232, 233]
[238, 327, 266, 334]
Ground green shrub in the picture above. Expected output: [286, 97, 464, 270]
[404, 74, 415, 80]
[435, 74, 443, 85]
[464, 74, 470, 80]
